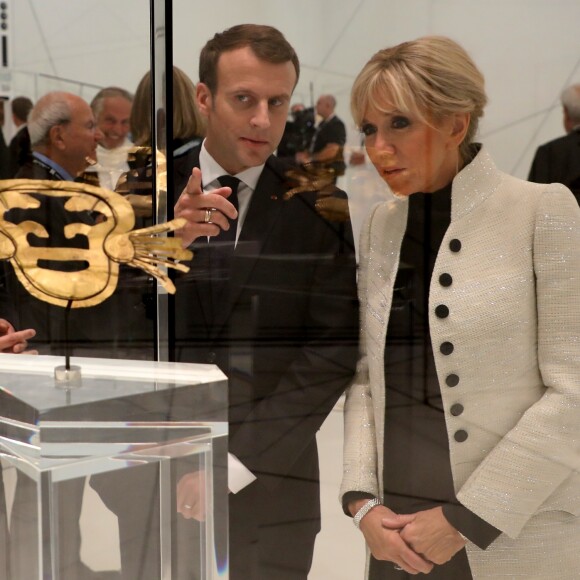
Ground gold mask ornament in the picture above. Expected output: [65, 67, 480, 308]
[0, 179, 192, 308]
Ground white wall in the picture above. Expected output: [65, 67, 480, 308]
[11, 0, 580, 177]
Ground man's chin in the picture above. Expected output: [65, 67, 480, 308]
[242, 146, 273, 167]
[102, 139, 125, 150]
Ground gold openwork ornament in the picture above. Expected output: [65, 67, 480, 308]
[0, 179, 192, 308]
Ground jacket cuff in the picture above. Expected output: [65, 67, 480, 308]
[442, 503, 502, 549]
[341, 491, 375, 517]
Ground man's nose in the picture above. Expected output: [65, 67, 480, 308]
[251, 102, 271, 129]
[95, 128, 105, 142]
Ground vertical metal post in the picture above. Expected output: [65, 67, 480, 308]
[158, 458, 172, 580]
[40, 470, 56, 580]
[151, 0, 173, 363]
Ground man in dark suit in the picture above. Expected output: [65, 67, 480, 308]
[14, 91, 105, 355]
[4, 91, 107, 580]
[173, 24, 358, 580]
[8, 96, 33, 177]
[528, 83, 580, 203]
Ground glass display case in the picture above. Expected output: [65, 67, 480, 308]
[0, 354, 227, 579]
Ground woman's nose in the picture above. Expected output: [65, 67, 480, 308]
[373, 131, 395, 154]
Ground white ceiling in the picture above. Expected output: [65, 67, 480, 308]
[11, 0, 580, 178]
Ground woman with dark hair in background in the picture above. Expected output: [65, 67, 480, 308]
[117, 66, 205, 221]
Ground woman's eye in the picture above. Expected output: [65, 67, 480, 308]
[360, 123, 377, 136]
[392, 116, 410, 129]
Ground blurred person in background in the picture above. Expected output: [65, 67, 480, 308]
[87, 86, 134, 190]
[528, 83, 580, 203]
[8, 96, 33, 176]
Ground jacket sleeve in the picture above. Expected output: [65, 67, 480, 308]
[457, 184, 580, 538]
[228, 198, 360, 488]
[340, 205, 382, 502]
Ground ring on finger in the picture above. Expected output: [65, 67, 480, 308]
[183, 504, 193, 510]
[394, 565, 403, 571]
[204, 209, 213, 223]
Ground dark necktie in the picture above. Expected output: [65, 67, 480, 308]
[215, 175, 240, 243]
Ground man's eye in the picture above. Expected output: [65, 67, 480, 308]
[360, 123, 377, 136]
[236, 95, 250, 103]
[392, 116, 410, 129]
[269, 98, 283, 107]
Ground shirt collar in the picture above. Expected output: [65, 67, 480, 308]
[32, 151, 75, 181]
[199, 139, 264, 191]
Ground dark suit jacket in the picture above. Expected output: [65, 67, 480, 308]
[311, 115, 346, 153]
[528, 128, 580, 202]
[10, 160, 151, 358]
[8, 126, 32, 178]
[311, 115, 347, 177]
[173, 148, 358, 538]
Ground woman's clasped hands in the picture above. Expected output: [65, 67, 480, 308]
[358, 504, 466, 575]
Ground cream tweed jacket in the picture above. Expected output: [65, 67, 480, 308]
[341, 147, 580, 578]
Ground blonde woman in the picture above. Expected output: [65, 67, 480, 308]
[341, 36, 580, 579]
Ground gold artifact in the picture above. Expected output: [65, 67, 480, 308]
[0, 179, 192, 308]
[284, 162, 350, 223]
[284, 162, 339, 200]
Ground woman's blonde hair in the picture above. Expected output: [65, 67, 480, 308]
[351, 36, 487, 161]
[131, 66, 205, 147]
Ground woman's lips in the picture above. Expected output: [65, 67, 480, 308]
[379, 167, 405, 180]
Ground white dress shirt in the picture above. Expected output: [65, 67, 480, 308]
[199, 140, 262, 492]
[199, 141, 264, 244]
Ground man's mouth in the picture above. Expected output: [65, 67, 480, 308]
[241, 137, 269, 147]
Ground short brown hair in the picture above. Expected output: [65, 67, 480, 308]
[199, 24, 300, 95]
[11, 96, 33, 123]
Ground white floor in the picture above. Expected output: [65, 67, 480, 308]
[310, 399, 366, 580]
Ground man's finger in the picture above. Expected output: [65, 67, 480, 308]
[1, 328, 36, 351]
[183, 167, 202, 196]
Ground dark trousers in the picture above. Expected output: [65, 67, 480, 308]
[228, 459, 320, 580]
[369, 548, 473, 580]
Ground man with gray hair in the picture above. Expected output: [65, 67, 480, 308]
[8, 91, 103, 579]
[528, 83, 580, 202]
[19, 90, 102, 181]
[89, 86, 134, 189]
[0, 91, 104, 580]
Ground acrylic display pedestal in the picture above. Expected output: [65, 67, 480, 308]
[0, 354, 228, 580]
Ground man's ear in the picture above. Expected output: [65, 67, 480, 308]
[49, 124, 66, 151]
[196, 83, 212, 117]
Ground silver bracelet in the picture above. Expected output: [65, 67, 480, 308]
[353, 498, 381, 529]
